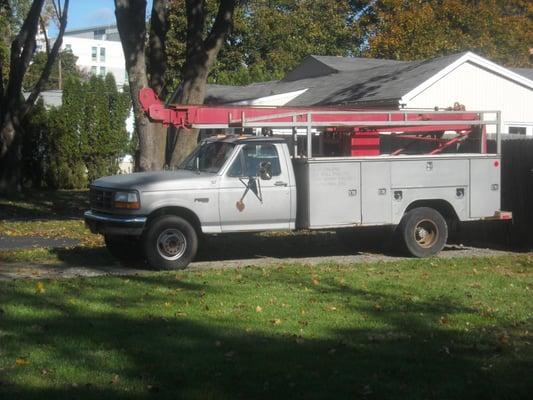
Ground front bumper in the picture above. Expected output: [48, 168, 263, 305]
[84, 210, 147, 236]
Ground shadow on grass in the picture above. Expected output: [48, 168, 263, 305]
[0, 190, 89, 221]
[50, 231, 388, 270]
[52, 246, 119, 268]
[1, 275, 531, 400]
[48, 228, 473, 271]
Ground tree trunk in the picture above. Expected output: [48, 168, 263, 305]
[115, 0, 166, 171]
[0, 118, 22, 194]
[167, 64, 209, 166]
[168, 0, 236, 167]
[0, 0, 69, 193]
[116, 0, 234, 170]
[127, 72, 166, 171]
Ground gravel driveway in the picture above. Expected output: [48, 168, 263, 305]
[0, 239, 513, 281]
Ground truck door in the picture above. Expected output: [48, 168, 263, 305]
[219, 142, 292, 232]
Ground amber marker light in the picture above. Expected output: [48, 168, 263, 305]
[114, 191, 140, 209]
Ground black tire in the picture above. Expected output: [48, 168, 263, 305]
[398, 207, 448, 258]
[142, 215, 198, 270]
[104, 234, 143, 262]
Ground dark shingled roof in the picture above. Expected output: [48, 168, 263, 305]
[511, 67, 533, 81]
[205, 52, 467, 107]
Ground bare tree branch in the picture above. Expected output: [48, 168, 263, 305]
[39, 16, 50, 55]
[5, 0, 45, 107]
[204, 0, 235, 53]
[51, 0, 61, 21]
[147, 0, 168, 98]
[22, 0, 70, 117]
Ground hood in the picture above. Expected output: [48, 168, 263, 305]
[91, 170, 217, 192]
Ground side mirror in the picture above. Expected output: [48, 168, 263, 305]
[258, 161, 272, 180]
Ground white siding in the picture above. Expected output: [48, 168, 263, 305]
[62, 37, 127, 87]
[404, 61, 533, 135]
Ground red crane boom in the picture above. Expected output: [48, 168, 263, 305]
[139, 87, 497, 155]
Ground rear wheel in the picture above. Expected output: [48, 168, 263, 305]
[398, 207, 447, 258]
[143, 215, 198, 270]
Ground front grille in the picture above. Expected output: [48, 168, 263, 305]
[89, 187, 115, 211]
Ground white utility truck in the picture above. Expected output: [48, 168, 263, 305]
[84, 88, 511, 269]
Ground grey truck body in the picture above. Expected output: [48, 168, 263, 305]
[85, 135, 501, 236]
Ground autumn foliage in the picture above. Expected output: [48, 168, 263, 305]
[361, 0, 533, 67]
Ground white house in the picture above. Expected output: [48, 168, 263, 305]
[61, 24, 127, 87]
[203, 52, 533, 136]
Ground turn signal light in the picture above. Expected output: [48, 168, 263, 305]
[114, 201, 140, 209]
[113, 191, 140, 210]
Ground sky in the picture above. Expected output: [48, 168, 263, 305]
[50, 0, 153, 33]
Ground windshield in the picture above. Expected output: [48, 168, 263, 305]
[179, 141, 236, 173]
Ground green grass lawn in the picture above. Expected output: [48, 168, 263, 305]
[0, 190, 109, 265]
[0, 256, 532, 399]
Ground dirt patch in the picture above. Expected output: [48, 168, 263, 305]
[0, 245, 513, 281]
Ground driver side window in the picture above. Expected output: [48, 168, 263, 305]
[228, 143, 281, 177]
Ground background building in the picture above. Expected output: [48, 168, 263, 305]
[61, 24, 127, 87]
[205, 52, 533, 136]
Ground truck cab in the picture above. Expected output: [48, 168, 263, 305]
[85, 136, 297, 269]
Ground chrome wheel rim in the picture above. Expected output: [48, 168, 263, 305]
[157, 229, 187, 260]
[414, 219, 438, 248]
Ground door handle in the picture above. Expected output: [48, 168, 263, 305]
[274, 181, 288, 187]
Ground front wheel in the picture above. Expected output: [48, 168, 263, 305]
[143, 215, 198, 270]
[398, 207, 448, 258]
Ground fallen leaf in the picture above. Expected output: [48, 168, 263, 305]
[111, 374, 120, 385]
[15, 358, 29, 366]
[256, 306, 263, 313]
[35, 282, 45, 294]
[312, 277, 320, 285]
[439, 315, 449, 325]
[147, 385, 159, 393]
[270, 319, 282, 325]
[361, 384, 373, 395]
[499, 332, 509, 346]
[224, 351, 235, 358]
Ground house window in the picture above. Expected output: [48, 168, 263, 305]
[91, 66, 97, 75]
[509, 126, 526, 135]
[100, 66, 106, 76]
[100, 47, 106, 62]
[91, 47, 97, 61]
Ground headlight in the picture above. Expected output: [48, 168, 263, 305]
[114, 191, 140, 209]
